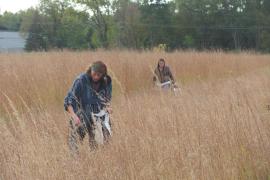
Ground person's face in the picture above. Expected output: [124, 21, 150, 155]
[91, 71, 103, 82]
[159, 61, 165, 68]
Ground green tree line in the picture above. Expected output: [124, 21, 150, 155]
[1, 0, 270, 52]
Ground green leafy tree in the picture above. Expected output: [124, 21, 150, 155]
[0, 11, 21, 31]
[73, 0, 116, 48]
[139, 1, 175, 49]
[8, 0, 270, 52]
[59, 8, 92, 49]
[24, 10, 49, 51]
[114, 0, 145, 48]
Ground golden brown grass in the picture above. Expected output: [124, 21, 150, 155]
[0, 50, 270, 180]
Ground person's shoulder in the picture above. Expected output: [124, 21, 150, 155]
[165, 66, 171, 70]
[72, 73, 88, 86]
[77, 73, 89, 81]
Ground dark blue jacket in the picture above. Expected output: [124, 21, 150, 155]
[64, 73, 112, 123]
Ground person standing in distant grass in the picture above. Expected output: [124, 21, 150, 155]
[64, 61, 112, 152]
[153, 58, 175, 85]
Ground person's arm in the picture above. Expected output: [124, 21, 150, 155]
[64, 78, 82, 125]
[67, 105, 81, 125]
[153, 76, 157, 82]
[107, 81, 112, 102]
[167, 67, 175, 83]
[105, 77, 113, 113]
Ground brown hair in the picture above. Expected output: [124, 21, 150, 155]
[86, 61, 109, 85]
[86, 61, 107, 76]
[157, 58, 165, 68]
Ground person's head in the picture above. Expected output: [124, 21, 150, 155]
[158, 58, 165, 69]
[86, 61, 107, 82]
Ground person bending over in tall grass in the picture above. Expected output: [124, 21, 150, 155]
[64, 61, 112, 151]
[153, 58, 176, 89]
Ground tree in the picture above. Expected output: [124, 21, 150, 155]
[0, 11, 21, 31]
[39, 0, 70, 48]
[139, 1, 175, 49]
[24, 10, 49, 51]
[114, 0, 145, 48]
[58, 8, 93, 49]
[11, 0, 270, 51]
[20, 8, 38, 36]
[23, 0, 95, 51]
[73, 0, 115, 48]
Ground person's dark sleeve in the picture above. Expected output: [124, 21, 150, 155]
[153, 69, 158, 82]
[106, 81, 112, 102]
[167, 67, 175, 82]
[64, 78, 82, 111]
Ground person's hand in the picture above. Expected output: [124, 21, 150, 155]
[72, 114, 81, 126]
[107, 107, 113, 114]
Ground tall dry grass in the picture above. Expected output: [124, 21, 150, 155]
[0, 50, 270, 179]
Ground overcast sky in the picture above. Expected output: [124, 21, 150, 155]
[0, 0, 39, 14]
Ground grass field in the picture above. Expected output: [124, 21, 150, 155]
[0, 50, 270, 179]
